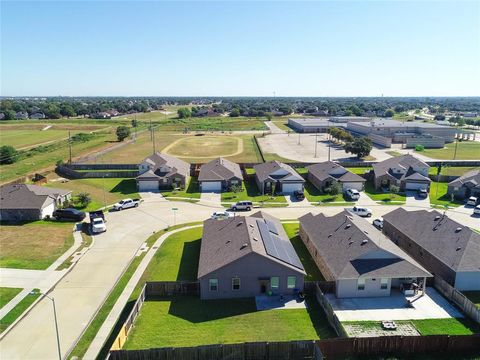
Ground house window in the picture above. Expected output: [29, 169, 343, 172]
[381, 278, 388, 290]
[231, 180, 238, 185]
[209, 279, 218, 291]
[287, 276, 296, 289]
[357, 278, 365, 291]
[232, 277, 240, 290]
[271, 277, 279, 290]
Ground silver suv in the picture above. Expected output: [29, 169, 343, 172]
[232, 201, 252, 211]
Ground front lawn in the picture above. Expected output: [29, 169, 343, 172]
[303, 181, 347, 204]
[123, 295, 336, 349]
[0, 221, 74, 270]
[283, 223, 325, 281]
[429, 181, 463, 208]
[416, 141, 480, 160]
[160, 177, 201, 200]
[364, 182, 406, 204]
[221, 178, 287, 205]
[463, 291, 480, 308]
[0, 287, 22, 309]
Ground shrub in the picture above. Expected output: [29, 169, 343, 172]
[76, 192, 91, 208]
[116, 126, 131, 142]
[0, 145, 19, 164]
[415, 144, 425, 152]
[325, 182, 341, 195]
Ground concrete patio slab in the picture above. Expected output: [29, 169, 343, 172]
[255, 295, 307, 311]
[344, 322, 420, 337]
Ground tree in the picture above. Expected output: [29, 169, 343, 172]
[343, 137, 372, 159]
[44, 104, 61, 119]
[3, 110, 16, 120]
[177, 107, 191, 119]
[76, 192, 91, 208]
[389, 184, 400, 199]
[0, 145, 19, 164]
[384, 109, 395, 117]
[230, 184, 242, 198]
[60, 104, 76, 118]
[229, 108, 241, 117]
[116, 126, 131, 141]
[265, 112, 272, 121]
[325, 182, 341, 196]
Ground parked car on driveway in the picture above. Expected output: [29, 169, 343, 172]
[89, 210, 106, 233]
[53, 208, 86, 222]
[373, 217, 384, 229]
[211, 211, 234, 220]
[345, 188, 360, 200]
[350, 206, 372, 217]
[417, 188, 428, 199]
[467, 196, 478, 206]
[474, 205, 480, 215]
[113, 198, 143, 211]
[232, 201, 252, 211]
[293, 190, 305, 200]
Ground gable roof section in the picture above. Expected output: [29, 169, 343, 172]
[448, 170, 480, 188]
[198, 211, 305, 278]
[307, 161, 365, 183]
[254, 161, 304, 183]
[299, 211, 431, 280]
[198, 157, 243, 182]
[373, 154, 429, 180]
[0, 184, 70, 210]
[138, 152, 190, 180]
[383, 208, 480, 272]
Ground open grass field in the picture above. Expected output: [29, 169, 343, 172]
[123, 294, 335, 349]
[428, 166, 479, 177]
[0, 289, 40, 333]
[416, 141, 480, 160]
[0, 288, 22, 309]
[429, 181, 463, 208]
[45, 177, 139, 211]
[164, 135, 242, 158]
[0, 221, 74, 270]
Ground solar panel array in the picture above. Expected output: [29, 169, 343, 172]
[265, 219, 279, 235]
[256, 220, 304, 270]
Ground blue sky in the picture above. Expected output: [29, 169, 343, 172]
[1, 1, 479, 96]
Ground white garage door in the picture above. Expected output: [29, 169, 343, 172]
[201, 181, 222, 192]
[281, 182, 303, 194]
[342, 182, 364, 191]
[405, 181, 429, 191]
[138, 180, 159, 192]
[41, 202, 56, 219]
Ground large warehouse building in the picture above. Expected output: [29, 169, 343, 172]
[287, 117, 371, 133]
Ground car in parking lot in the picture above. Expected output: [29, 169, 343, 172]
[211, 211, 234, 220]
[232, 201, 252, 211]
[467, 196, 478, 206]
[53, 208, 86, 222]
[350, 206, 372, 217]
[345, 188, 360, 200]
[293, 190, 305, 200]
[372, 217, 384, 229]
[417, 188, 428, 199]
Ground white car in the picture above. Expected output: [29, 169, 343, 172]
[350, 206, 372, 217]
[467, 196, 478, 206]
[373, 217, 384, 229]
[113, 198, 142, 211]
[91, 217, 107, 233]
[474, 205, 480, 215]
[345, 188, 360, 200]
[210, 211, 234, 220]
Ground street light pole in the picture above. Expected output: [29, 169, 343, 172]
[314, 131, 318, 158]
[45, 294, 62, 360]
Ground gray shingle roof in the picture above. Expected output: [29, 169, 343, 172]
[253, 161, 304, 183]
[198, 211, 305, 278]
[198, 157, 243, 182]
[306, 161, 365, 183]
[373, 154, 430, 182]
[383, 208, 480, 272]
[448, 170, 480, 188]
[299, 211, 431, 280]
[0, 184, 71, 210]
[137, 152, 190, 180]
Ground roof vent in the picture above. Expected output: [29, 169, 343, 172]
[434, 215, 441, 221]
[253, 237, 258, 241]
[346, 224, 351, 229]
[226, 240, 231, 244]
[349, 240, 354, 245]
[328, 234, 333, 237]
[455, 227, 462, 232]
[240, 243, 248, 249]
[236, 222, 243, 227]
[249, 224, 254, 228]
[456, 247, 462, 251]
[364, 230, 368, 234]
[361, 239, 368, 245]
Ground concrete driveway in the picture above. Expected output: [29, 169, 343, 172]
[405, 191, 430, 207]
[200, 192, 221, 206]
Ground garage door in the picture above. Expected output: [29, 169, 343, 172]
[201, 181, 222, 192]
[138, 180, 159, 192]
[281, 182, 303, 194]
[342, 182, 364, 191]
[405, 181, 429, 191]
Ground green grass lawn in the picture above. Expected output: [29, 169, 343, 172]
[303, 181, 348, 204]
[123, 295, 335, 349]
[428, 166, 479, 177]
[364, 182, 406, 204]
[221, 178, 287, 204]
[416, 141, 480, 160]
[0, 288, 22, 309]
[283, 223, 325, 281]
[463, 291, 480, 308]
[160, 177, 201, 200]
[0, 289, 40, 333]
[386, 150, 403, 157]
[346, 167, 372, 175]
[429, 181, 464, 208]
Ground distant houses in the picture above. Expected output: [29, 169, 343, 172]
[136, 153, 190, 192]
[198, 212, 305, 299]
[447, 170, 480, 200]
[253, 161, 304, 195]
[307, 161, 365, 192]
[198, 157, 243, 192]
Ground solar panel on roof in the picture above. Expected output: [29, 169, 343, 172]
[256, 220, 304, 270]
[265, 219, 279, 235]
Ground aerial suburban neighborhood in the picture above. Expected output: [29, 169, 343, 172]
[0, 1, 479, 360]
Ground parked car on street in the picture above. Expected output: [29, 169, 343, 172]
[467, 196, 478, 206]
[89, 210, 106, 233]
[417, 188, 428, 199]
[211, 211, 234, 220]
[474, 205, 480, 215]
[350, 206, 372, 217]
[293, 190, 305, 200]
[113, 198, 143, 211]
[232, 201, 252, 211]
[373, 217, 384, 229]
[345, 188, 360, 200]
[53, 208, 86, 222]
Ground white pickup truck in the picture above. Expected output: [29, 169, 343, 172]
[113, 198, 143, 211]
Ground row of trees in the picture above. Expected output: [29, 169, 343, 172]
[327, 127, 373, 159]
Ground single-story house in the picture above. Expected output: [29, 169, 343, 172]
[306, 161, 366, 192]
[383, 208, 480, 291]
[136, 152, 190, 192]
[0, 184, 72, 222]
[447, 170, 480, 200]
[198, 211, 306, 299]
[198, 157, 243, 192]
[372, 154, 431, 191]
[253, 161, 305, 194]
[299, 211, 431, 298]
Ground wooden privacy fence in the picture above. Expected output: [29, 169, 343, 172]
[110, 340, 318, 360]
[434, 276, 480, 324]
[312, 283, 347, 337]
[316, 334, 480, 359]
[57, 165, 138, 179]
[145, 281, 200, 297]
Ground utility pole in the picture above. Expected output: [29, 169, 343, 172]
[328, 138, 331, 161]
[45, 295, 62, 360]
[150, 119, 153, 141]
[298, 132, 301, 145]
[152, 125, 156, 153]
[314, 131, 318, 158]
[453, 130, 459, 160]
[68, 131, 72, 164]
